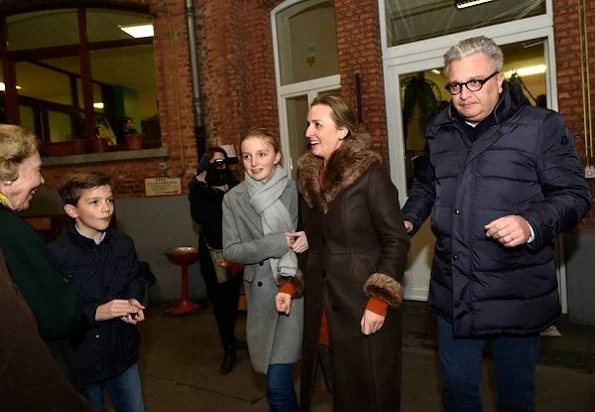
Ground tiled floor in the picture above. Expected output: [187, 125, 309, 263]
[135, 301, 595, 411]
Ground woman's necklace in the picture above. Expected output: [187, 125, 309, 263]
[0, 192, 13, 209]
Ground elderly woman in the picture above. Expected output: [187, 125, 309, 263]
[0, 125, 83, 389]
[291, 95, 410, 412]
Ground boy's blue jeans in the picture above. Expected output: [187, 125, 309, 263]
[438, 316, 540, 412]
[84, 362, 147, 412]
[267, 363, 297, 412]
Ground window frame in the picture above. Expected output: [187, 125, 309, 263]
[0, 6, 153, 144]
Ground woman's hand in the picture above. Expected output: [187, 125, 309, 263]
[275, 292, 292, 315]
[286, 231, 309, 253]
[360, 309, 385, 335]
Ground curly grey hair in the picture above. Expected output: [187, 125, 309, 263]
[443, 36, 504, 77]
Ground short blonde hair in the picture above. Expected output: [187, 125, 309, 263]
[0, 125, 39, 182]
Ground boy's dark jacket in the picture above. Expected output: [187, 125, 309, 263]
[49, 225, 146, 385]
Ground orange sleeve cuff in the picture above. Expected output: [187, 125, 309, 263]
[366, 296, 389, 317]
[279, 282, 297, 297]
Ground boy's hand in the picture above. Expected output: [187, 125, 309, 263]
[121, 299, 146, 324]
[96, 299, 139, 321]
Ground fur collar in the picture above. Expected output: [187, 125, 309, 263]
[297, 133, 381, 213]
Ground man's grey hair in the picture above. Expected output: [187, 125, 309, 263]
[443, 36, 504, 76]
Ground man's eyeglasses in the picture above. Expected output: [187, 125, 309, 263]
[445, 71, 499, 95]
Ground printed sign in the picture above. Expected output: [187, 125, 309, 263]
[144, 177, 182, 197]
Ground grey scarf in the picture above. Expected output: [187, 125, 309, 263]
[244, 165, 297, 284]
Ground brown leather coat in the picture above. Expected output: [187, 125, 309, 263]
[297, 134, 410, 412]
[0, 250, 90, 411]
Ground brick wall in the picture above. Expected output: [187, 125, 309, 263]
[1, 0, 594, 234]
[334, 0, 387, 159]
[553, 0, 595, 233]
[0, 0, 199, 197]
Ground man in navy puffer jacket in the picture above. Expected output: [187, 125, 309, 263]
[402, 36, 591, 412]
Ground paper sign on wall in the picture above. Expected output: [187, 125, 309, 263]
[144, 177, 182, 197]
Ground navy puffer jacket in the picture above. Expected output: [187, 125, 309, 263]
[403, 85, 591, 337]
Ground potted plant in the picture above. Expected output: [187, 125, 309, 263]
[401, 72, 443, 138]
[126, 133, 144, 150]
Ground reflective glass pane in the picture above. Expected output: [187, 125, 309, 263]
[16, 62, 73, 106]
[19, 105, 35, 133]
[398, 40, 547, 194]
[501, 40, 547, 106]
[318, 88, 341, 97]
[48, 111, 73, 142]
[400, 69, 447, 194]
[285, 95, 309, 179]
[44, 43, 158, 146]
[86, 9, 154, 42]
[385, 0, 546, 47]
[276, 0, 339, 85]
[7, 9, 79, 51]
[88, 45, 158, 145]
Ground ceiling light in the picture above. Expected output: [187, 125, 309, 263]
[455, 0, 497, 9]
[0, 82, 22, 91]
[93, 102, 104, 109]
[119, 24, 154, 39]
[504, 65, 547, 78]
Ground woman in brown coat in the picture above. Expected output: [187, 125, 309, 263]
[287, 95, 410, 411]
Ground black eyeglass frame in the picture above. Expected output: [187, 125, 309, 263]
[445, 71, 500, 95]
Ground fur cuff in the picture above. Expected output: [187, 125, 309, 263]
[278, 269, 305, 296]
[363, 273, 403, 308]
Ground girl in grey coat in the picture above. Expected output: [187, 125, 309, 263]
[222, 128, 305, 412]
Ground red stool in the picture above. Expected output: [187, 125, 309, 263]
[164, 246, 200, 316]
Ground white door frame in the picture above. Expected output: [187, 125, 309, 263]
[276, 76, 341, 173]
[271, 0, 341, 173]
[378, 0, 567, 312]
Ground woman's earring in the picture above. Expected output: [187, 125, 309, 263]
[3, 180, 12, 186]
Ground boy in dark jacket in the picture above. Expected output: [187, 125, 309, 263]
[49, 172, 147, 412]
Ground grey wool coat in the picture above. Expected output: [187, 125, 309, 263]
[222, 177, 304, 374]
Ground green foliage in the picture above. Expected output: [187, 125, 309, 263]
[401, 74, 442, 132]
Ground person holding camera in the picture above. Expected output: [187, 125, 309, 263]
[188, 147, 245, 375]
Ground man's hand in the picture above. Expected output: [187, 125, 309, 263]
[275, 292, 292, 315]
[96, 299, 139, 321]
[121, 298, 146, 325]
[360, 309, 385, 335]
[485, 215, 531, 247]
[286, 231, 309, 253]
[404, 221, 413, 233]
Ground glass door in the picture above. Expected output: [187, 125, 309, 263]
[284, 94, 309, 179]
[387, 38, 551, 302]
[279, 78, 341, 177]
